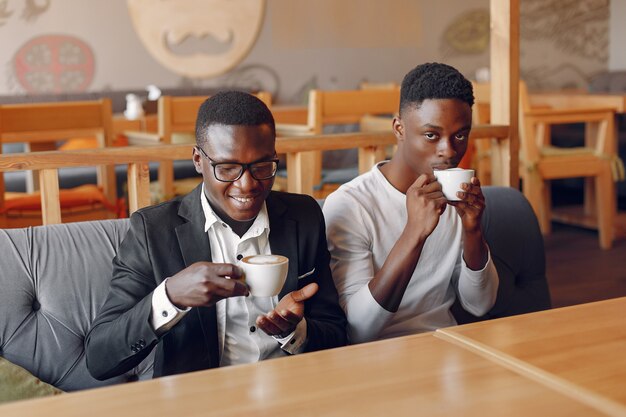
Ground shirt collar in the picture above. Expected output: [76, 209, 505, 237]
[200, 184, 270, 238]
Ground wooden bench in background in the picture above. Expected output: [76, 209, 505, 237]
[123, 92, 273, 200]
[275, 88, 401, 193]
[0, 99, 118, 227]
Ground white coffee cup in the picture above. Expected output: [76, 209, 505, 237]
[240, 254, 289, 297]
[433, 168, 475, 201]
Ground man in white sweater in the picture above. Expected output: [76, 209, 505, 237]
[323, 62, 499, 344]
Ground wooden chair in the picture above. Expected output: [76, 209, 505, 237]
[0, 99, 117, 228]
[518, 80, 622, 249]
[126, 92, 272, 200]
[276, 88, 400, 196]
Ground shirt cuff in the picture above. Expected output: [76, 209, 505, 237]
[273, 318, 308, 354]
[461, 249, 493, 281]
[150, 278, 191, 335]
[345, 284, 394, 344]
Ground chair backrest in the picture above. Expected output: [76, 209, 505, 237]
[0, 99, 116, 207]
[308, 88, 400, 134]
[452, 186, 552, 323]
[0, 218, 154, 391]
[158, 92, 273, 144]
[0, 99, 114, 143]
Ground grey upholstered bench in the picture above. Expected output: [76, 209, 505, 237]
[0, 219, 153, 396]
[0, 186, 550, 399]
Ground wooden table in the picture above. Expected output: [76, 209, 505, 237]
[531, 92, 626, 113]
[438, 297, 626, 416]
[0, 333, 607, 417]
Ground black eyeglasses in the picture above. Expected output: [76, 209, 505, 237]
[196, 146, 279, 182]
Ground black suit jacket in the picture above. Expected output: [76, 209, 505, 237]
[85, 186, 347, 380]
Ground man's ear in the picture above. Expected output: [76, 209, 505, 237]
[192, 147, 203, 174]
[392, 116, 404, 143]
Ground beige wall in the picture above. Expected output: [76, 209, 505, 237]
[0, 0, 611, 102]
[609, 0, 626, 71]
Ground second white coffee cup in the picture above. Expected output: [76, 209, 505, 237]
[240, 254, 289, 297]
[433, 168, 474, 201]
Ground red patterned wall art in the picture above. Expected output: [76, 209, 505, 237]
[13, 34, 95, 93]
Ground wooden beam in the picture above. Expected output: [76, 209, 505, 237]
[490, 0, 519, 188]
[39, 169, 62, 225]
[286, 151, 316, 196]
[128, 162, 151, 214]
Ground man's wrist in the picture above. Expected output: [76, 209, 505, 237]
[164, 278, 186, 310]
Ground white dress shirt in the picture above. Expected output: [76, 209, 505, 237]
[150, 185, 307, 366]
[323, 162, 499, 344]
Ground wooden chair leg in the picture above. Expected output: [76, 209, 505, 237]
[158, 161, 174, 201]
[312, 150, 322, 188]
[595, 166, 615, 250]
[523, 171, 551, 235]
[542, 178, 552, 235]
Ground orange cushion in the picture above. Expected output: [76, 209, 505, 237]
[58, 137, 99, 151]
[113, 134, 129, 147]
[2, 185, 116, 213]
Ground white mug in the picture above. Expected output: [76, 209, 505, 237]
[433, 168, 474, 201]
[239, 255, 289, 297]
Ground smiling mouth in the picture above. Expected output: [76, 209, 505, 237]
[231, 196, 257, 204]
[162, 30, 234, 56]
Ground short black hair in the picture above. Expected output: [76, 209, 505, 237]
[399, 62, 474, 115]
[195, 91, 275, 146]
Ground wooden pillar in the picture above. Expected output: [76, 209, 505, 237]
[286, 151, 315, 196]
[490, 0, 520, 188]
[128, 162, 151, 214]
[39, 169, 62, 225]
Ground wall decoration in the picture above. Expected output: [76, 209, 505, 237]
[522, 63, 592, 90]
[22, 0, 50, 22]
[13, 34, 95, 93]
[441, 9, 490, 57]
[520, 0, 608, 90]
[521, 0, 608, 61]
[0, 0, 50, 26]
[0, 0, 14, 25]
[219, 64, 280, 98]
[126, 0, 265, 79]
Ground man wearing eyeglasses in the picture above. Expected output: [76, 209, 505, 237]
[86, 91, 347, 380]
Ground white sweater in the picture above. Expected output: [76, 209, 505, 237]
[323, 163, 499, 344]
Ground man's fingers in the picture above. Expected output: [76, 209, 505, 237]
[264, 312, 288, 331]
[413, 173, 433, 188]
[209, 263, 243, 279]
[290, 283, 319, 303]
[276, 308, 301, 325]
[256, 316, 283, 335]
[211, 276, 249, 298]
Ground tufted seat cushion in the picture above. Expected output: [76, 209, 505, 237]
[0, 219, 154, 392]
